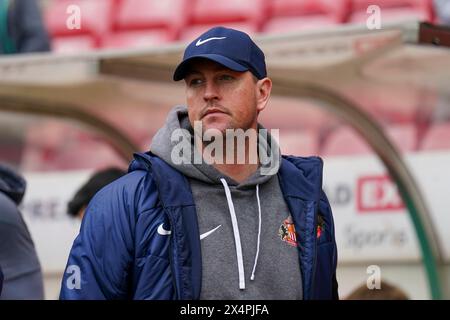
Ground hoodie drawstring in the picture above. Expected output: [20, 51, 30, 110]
[220, 178, 262, 290]
[220, 178, 245, 289]
[251, 184, 262, 281]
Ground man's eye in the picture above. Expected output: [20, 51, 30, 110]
[187, 78, 204, 87]
[189, 79, 204, 86]
[219, 75, 234, 81]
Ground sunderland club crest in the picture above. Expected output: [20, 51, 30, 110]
[279, 216, 297, 247]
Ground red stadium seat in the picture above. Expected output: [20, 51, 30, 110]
[52, 142, 126, 171]
[349, 0, 434, 24]
[259, 97, 338, 132]
[101, 30, 171, 49]
[322, 124, 417, 156]
[278, 130, 319, 156]
[114, 0, 188, 40]
[350, 0, 433, 12]
[21, 121, 126, 171]
[387, 123, 418, 152]
[343, 83, 424, 124]
[180, 22, 259, 42]
[264, 0, 351, 34]
[189, 0, 268, 30]
[264, 16, 339, 33]
[322, 126, 371, 156]
[45, 0, 114, 46]
[421, 123, 450, 151]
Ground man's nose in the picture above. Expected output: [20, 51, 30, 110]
[203, 81, 220, 102]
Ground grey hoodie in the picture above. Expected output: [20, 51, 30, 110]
[151, 105, 302, 299]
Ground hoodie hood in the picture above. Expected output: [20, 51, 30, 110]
[0, 164, 26, 205]
[150, 105, 281, 188]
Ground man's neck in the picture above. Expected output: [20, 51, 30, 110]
[196, 129, 260, 183]
[213, 162, 259, 184]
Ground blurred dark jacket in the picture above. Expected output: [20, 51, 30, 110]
[0, 0, 50, 54]
[0, 164, 44, 299]
[0, 265, 3, 295]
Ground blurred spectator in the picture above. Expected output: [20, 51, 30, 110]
[68, 167, 126, 220]
[0, 163, 44, 299]
[434, 0, 450, 26]
[346, 280, 409, 300]
[0, 0, 50, 54]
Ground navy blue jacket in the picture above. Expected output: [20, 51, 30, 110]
[60, 152, 338, 300]
[0, 266, 3, 295]
[0, 164, 44, 299]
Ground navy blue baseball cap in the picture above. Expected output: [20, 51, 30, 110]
[173, 26, 267, 81]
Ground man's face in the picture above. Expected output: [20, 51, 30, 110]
[184, 59, 271, 135]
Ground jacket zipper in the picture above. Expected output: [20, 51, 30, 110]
[166, 211, 180, 299]
[309, 201, 319, 299]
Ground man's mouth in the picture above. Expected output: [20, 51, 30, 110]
[202, 108, 228, 118]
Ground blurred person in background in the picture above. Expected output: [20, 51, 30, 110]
[346, 281, 409, 300]
[0, 0, 50, 54]
[67, 167, 126, 220]
[434, 0, 450, 26]
[0, 164, 44, 299]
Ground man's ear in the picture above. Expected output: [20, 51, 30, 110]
[256, 77, 272, 113]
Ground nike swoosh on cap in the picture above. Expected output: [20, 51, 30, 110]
[195, 37, 227, 46]
[157, 223, 171, 236]
[200, 225, 222, 240]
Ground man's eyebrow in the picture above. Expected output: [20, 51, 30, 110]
[187, 69, 202, 74]
[184, 70, 202, 78]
